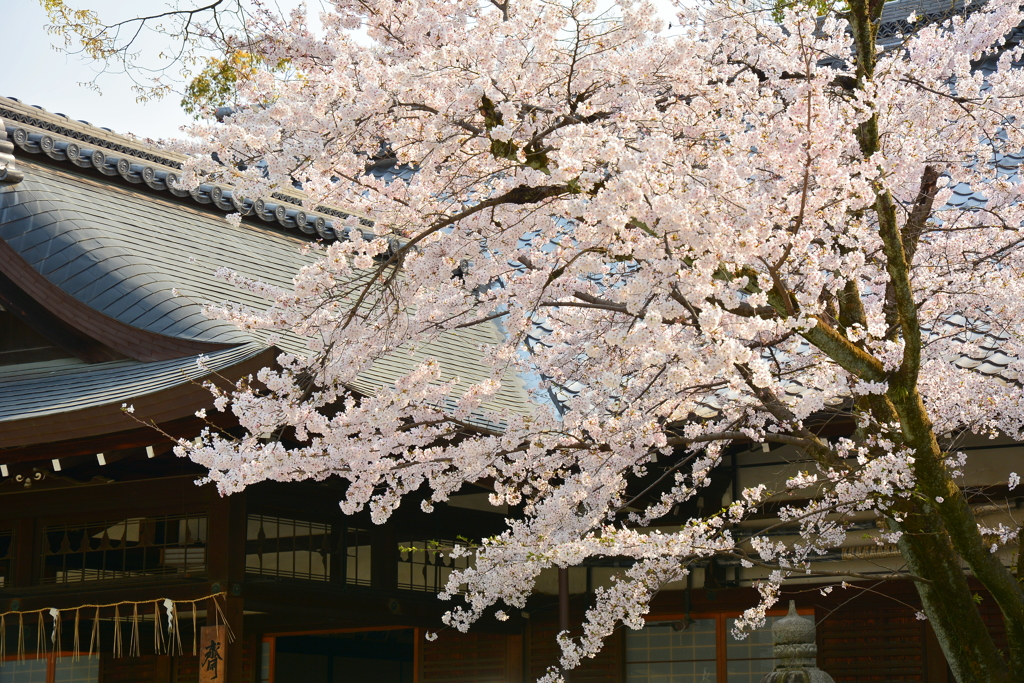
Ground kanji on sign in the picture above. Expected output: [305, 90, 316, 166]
[199, 625, 226, 683]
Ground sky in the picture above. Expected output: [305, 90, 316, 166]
[4, 1, 194, 140]
[3, 0, 682, 142]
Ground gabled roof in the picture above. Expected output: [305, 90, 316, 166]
[0, 98, 532, 451]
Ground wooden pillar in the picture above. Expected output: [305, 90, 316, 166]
[558, 568, 570, 632]
[207, 490, 247, 683]
[505, 634, 523, 683]
[413, 627, 423, 683]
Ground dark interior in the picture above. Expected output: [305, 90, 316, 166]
[275, 630, 415, 683]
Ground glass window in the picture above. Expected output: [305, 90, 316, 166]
[625, 610, 815, 683]
[0, 658, 49, 683]
[41, 514, 207, 584]
[246, 515, 371, 586]
[53, 656, 99, 683]
[396, 540, 471, 593]
[625, 619, 717, 683]
[0, 530, 13, 588]
[274, 630, 414, 683]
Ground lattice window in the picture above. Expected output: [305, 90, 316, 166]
[53, 656, 100, 683]
[397, 540, 472, 593]
[245, 515, 371, 585]
[341, 526, 372, 586]
[625, 611, 816, 683]
[40, 515, 207, 584]
[626, 619, 717, 683]
[0, 656, 49, 683]
[0, 654, 98, 682]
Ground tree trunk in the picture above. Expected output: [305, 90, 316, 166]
[893, 506, 1013, 682]
[841, 0, 1024, 677]
[889, 391, 1024, 681]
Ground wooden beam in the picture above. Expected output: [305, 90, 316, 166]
[0, 416, 218, 462]
[0, 474, 214, 520]
[371, 523, 398, 592]
[240, 582, 522, 635]
[3, 581, 219, 612]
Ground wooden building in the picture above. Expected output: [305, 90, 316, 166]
[0, 95, 526, 683]
[0, 26, 1019, 678]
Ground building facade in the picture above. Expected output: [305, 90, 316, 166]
[1, 1, 1021, 676]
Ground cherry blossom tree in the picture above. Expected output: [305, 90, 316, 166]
[66, 0, 1024, 679]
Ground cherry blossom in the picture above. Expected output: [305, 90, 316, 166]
[165, 0, 1024, 680]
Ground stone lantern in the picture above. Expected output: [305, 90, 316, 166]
[758, 601, 836, 683]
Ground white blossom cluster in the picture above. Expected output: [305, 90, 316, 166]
[163, 0, 1024, 674]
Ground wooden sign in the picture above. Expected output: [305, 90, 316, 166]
[199, 625, 227, 682]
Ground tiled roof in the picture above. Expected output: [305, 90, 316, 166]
[0, 97, 376, 242]
[877, 0, 980, 37]
[877, 0, 1024, 47]
[13, 1, 1016, 433]
[1, 162, 299, 346]
[0, 343, 266, 423]
[0, 103, 534, 427]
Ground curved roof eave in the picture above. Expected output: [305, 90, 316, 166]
[0, 343, 276, 450]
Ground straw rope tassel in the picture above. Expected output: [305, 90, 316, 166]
[16, 613, 24, 662]
[88, 607, 100, 658]
[35, 611, 45, 658]
[213, 596, 236, 643]
[73, 608, 81, 661]
[0, 592, 227, 661]
[166, 599, 182, 656]
[161, 599, 172, 655]
[113, 605, 122, 658]
[130, 603, 140, 658]
[152, 602, 164, 655]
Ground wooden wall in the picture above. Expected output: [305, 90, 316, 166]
[526, 605, 623, 683]
[100, 638, 258, 683]
[818, 584, 1007, 683]
[421, 631, 520, 683]
[819, 602, 937, 682]
[102, 655, 173, 683]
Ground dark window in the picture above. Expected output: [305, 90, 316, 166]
[0, 528, 13, 588]
[0, 309, 72, 366]
[0, 654, 99, 682]
[396, 539, 472, 593]
[41, 514, 207, 584]
[245, 514, 371, 585]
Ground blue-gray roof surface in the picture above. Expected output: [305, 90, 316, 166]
[0, 159, 532, 421]
[0, 342, 266, 423]
[0, 162, 308, 344]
